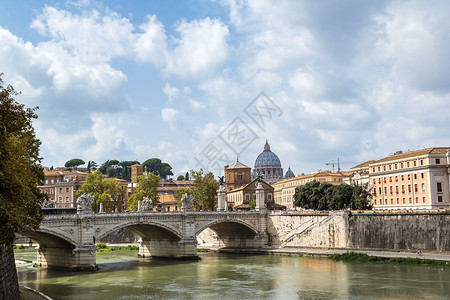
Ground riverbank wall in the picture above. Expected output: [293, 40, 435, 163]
[267, 210, 450, 252]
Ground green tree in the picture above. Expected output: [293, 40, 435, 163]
[294, 181, 372, 211]
[185, 172, 189, 181]
[99, 179, 126, 212]
[177, 175, 185, 180]
[76, 170, 107, 212]
[128, 173, 160, 211]
[142, 158, 174, 178]
[0, 74, 46, 297]
[87, 161, 98, 172]
[189, 169, 219, 211]
[351, 183, 373, 210]
[64, 158, 85, 169]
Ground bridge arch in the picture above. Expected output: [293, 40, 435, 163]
[24, 226, 78, 248]
[96, 220, 182, 241]
[195, 219, 258, 237]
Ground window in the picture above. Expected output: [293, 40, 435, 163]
[395, 164, 398, 169]
[59, 197, 62, 202]
[51, 179, 54, 184]
[438, 196, 443, 203]
[437, 182, 442, 193]
[65, 197, 69, 202]
[390, 186, 393, 194]
[384, 186, 387, 194]
[245, 194, 250, 201]
[407, 174, 411, 180]
[409, 197, 412, 204]
[378, 178, 381, 184]
[167, 207, 170, 212]
[384, 177, 386, 183]
[44, 189, 48, 193]
[436, 158, 440, 164]
[401, 185, 405, 193]
[408, 184, 411, 193]
[422, 197, 426, 203]
[252, 194, 256, 200]
[229, 174, 232, 181]
[414, 161, 417, 166]
[401, 163, 404, 168]
[395, 186, 399, 194]
[421, 173, 424, 179]
[401, 175, 404, 181]
[391, 198, 393, 204]
[389, 177, 392, 182]
[422, 183, 425, 192]
[407, 162, 410, 167]
[374, 199, 377, 205]
[378, 166, 380, 171]
[420, 159, 424, 166]
[59, 187, 62, 193]
[396, 198, 399, 204]
[372, 167, 375, 172]
[389, 165, 392, 170]
[415, 197, 419, 203]
[395, 176, 398, 182]
[66, 187, 70, 193]
[383, 166, 386, 171]
[237, 173, 242, 181]
[379, 187, 382, 195]
[45, 179, 48, 184]
[385, 199, 388, 205]
[414, 174, 417, 180]
[373, 188, 377, 195]
[268, 194, 272, 201]
[414, 184, 418, 193]
[50, 188, 54, 194]
[402, 198, 405, 204]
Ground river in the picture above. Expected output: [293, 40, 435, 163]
[15, 249, 450, 299]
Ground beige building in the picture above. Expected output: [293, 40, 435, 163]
[224, 160, 252, 192]
[343, 160, 375, 186]
[38, 170, 88, 208]
[272, 171, 345, 210]
[369, 148, 450, 210]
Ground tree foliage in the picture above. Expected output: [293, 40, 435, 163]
[293, 180, 372, 210]
[76, 171, 106, 212]
[142, 158, 173, 178]
[98, 159, 139, 181]
[64, 158, 85, 169]
[0, 74, 45, 245]
[189, 169, 219, 211]
[177, 175, 185, 180]
[76, 170, 126, 212]
[128, 173, 160, 211]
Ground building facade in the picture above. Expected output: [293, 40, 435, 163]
[224, 160, 252, 192]
[369, 148, 450, 210]
[343, 160, 374, 186]
[38, 170, 88, 208]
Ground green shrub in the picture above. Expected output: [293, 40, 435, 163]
[96, 242, 107, 249]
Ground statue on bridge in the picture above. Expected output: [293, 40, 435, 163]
[181, 193, 194, 212]
[77, 193, 94, 214]
[218, 176, 225, 186]
[140, 197, 153, 212]
[42, 198, 56, 208]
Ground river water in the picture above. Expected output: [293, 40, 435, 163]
[15, 249, 450, 299]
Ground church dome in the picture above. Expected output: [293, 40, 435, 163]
[254, 140, 281, 167]
[285, 167, 295, 179]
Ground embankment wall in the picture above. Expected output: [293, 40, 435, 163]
[267, 210, 450, 252]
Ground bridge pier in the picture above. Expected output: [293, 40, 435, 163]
[36, 245, 97, 270]
[138, 238, 198, 259]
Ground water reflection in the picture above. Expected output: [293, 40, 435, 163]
[15, 249, 450, 300]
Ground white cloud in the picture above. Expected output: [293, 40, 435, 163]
[189, 99, 206, 111]
[164, 18, 230, 78]
[161, 107, 179, 129]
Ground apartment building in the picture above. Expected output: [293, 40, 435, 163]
[369, 148, 450, 210]
[38, 170, 88, 208]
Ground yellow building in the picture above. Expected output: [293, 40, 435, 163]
[272, 171, 345, 209]
[369, 148, 450, 210]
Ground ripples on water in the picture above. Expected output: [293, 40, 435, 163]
[15, 249, 450, 300]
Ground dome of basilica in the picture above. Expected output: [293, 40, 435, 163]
[255, 140, 282, 167]
[253, 140, 284, 184]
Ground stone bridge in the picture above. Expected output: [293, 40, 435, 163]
[24, 210, 269, 270]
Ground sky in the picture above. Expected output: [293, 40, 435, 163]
[1, 0, 450, 179]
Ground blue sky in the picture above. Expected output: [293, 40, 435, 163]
[1, 0, 450, 178]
